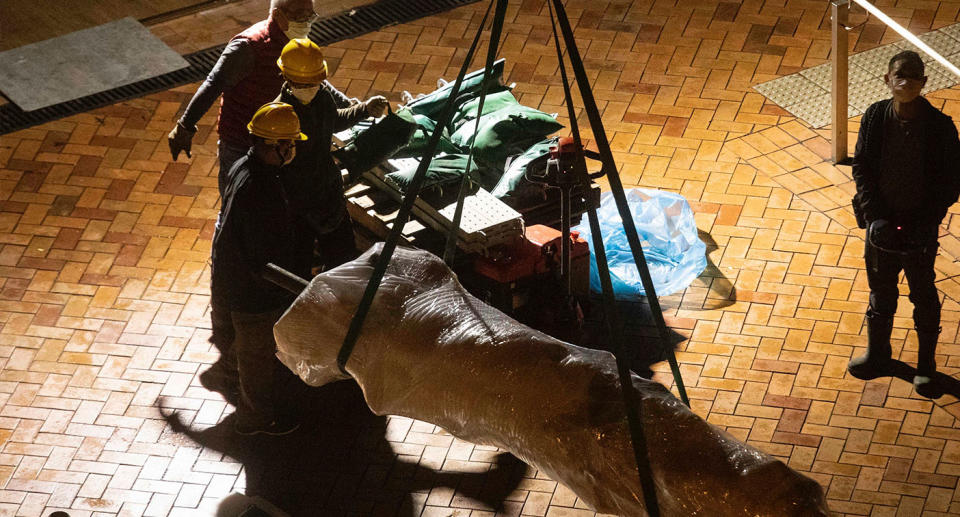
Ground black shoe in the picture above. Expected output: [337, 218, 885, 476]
[913, 374, 942, 399]
[848, 310, 893, 380]
[234, 417, 300, 436]
[914, 326, 941, 398]
[847, 355, 892, 380]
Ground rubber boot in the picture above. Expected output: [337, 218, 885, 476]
[847, 311, 893, 380]
[913, 326, 941, 398]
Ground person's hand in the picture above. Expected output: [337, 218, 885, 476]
[364, 96, 389, 117]
[168, 122, 196, 161]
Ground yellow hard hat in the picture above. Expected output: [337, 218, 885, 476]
[247, 102, 308, 141]
[277, 38, 328, 84]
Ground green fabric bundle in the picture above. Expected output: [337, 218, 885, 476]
[384, 153, 485, 195]
[449, 105, 564, 173]
[334, 108, 418, 179]
[491, 137, 557, 204]
[405, 59, 508, 120]
[451, 90, 520, 127]
[394, 113, 462, 158]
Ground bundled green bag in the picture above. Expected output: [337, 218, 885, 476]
[405, 59, 508, 120]
[491, 137, 557, 204]
[449, 105, 564, 173]
[384, 153, 485, 195]
[394, 113, 462, 158]
[452, 90, 520, 127]
[333, 107, 418, 179]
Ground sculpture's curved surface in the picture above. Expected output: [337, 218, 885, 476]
[274, 244, 829, 516]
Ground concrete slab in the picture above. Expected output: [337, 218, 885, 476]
[0, 17, 187, 111]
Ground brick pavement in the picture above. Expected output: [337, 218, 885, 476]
[4, 0, 960, 515]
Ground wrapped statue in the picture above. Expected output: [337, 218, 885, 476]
[273, 244, 830, 516]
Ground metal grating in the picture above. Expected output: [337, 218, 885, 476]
[0, 0, 480, 136]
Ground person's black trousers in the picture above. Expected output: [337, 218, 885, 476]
[864, 237, 940, 332]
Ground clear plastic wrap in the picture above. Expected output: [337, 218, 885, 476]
[274, 244, 829, 516]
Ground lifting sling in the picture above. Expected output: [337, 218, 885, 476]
[329, 1, 696, 514]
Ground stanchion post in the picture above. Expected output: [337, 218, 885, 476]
[832, 0, 850, 164]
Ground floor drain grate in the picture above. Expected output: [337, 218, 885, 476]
[0, 0, 479, 136]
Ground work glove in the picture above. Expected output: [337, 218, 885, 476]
[168, 122, 196, 161]
[364, 96, 390, 118]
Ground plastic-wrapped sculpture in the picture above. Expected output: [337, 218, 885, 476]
[274, 244, 829, 516]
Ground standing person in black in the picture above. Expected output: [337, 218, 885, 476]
[274, 38, 388, 270]
[848, 50, 960, 397]
[211, 102, 312, 435]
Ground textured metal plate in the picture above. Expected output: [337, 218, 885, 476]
[922, 69, 959, 95]
[786, 92, 861, 129]
[799, 62, 876, 90]
[749, 23, 960, 129]
[849, 78, 889, 112]
[936, 24, 960, 48]
[898, 34, 960, 64]
[850, 44, 903, 76]
[753, 74, 827, 109]
[437, 188, 523, 235]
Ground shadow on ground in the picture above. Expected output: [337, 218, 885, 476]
[865, 360, 960, 400]
[566, 230, 737, 377]
[159, 380, 526, 516]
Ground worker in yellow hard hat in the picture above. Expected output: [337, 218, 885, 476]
[207, 101, 315, 436]
[168, 0, 321, 197]
[274, 38, 389, 269]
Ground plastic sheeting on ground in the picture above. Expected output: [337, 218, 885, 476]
[274, 244, 830, 517]
[574, 188, 707, 298]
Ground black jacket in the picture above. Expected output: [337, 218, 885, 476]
[852, 97, 960, 232]
[211, 151, 317, 313]
[278, 85, 368, 235]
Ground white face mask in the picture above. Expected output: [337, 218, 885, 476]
[284, 21, 312, 40]
[290, 85, 320, 104]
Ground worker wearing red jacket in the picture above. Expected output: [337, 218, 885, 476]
[168, 0, 354, 196]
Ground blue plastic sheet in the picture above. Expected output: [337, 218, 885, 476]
[574, 188, 706, 298]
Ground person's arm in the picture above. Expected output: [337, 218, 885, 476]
[179, 39, 257, 129]
[331, 95, 390, 132]
[331, 101, 370, 132]
[324, 80, 358, 109]
[169, 39, 257, 161]
[851, 103, 890, 224]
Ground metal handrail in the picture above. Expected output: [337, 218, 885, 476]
[831, 0, 960, 164]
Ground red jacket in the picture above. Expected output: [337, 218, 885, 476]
[218, 19, 288, 149]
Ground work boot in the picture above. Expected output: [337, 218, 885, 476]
[913, 326, 941, 398]
[848, 311, 893, 380]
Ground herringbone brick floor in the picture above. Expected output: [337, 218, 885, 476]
[4, 0, 960, 515]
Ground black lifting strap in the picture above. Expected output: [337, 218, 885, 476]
[545, 2, 662, 515]
[336, 0, 495, 373]
[442, 0, 509, 265]
[549, 0, 689, 408]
